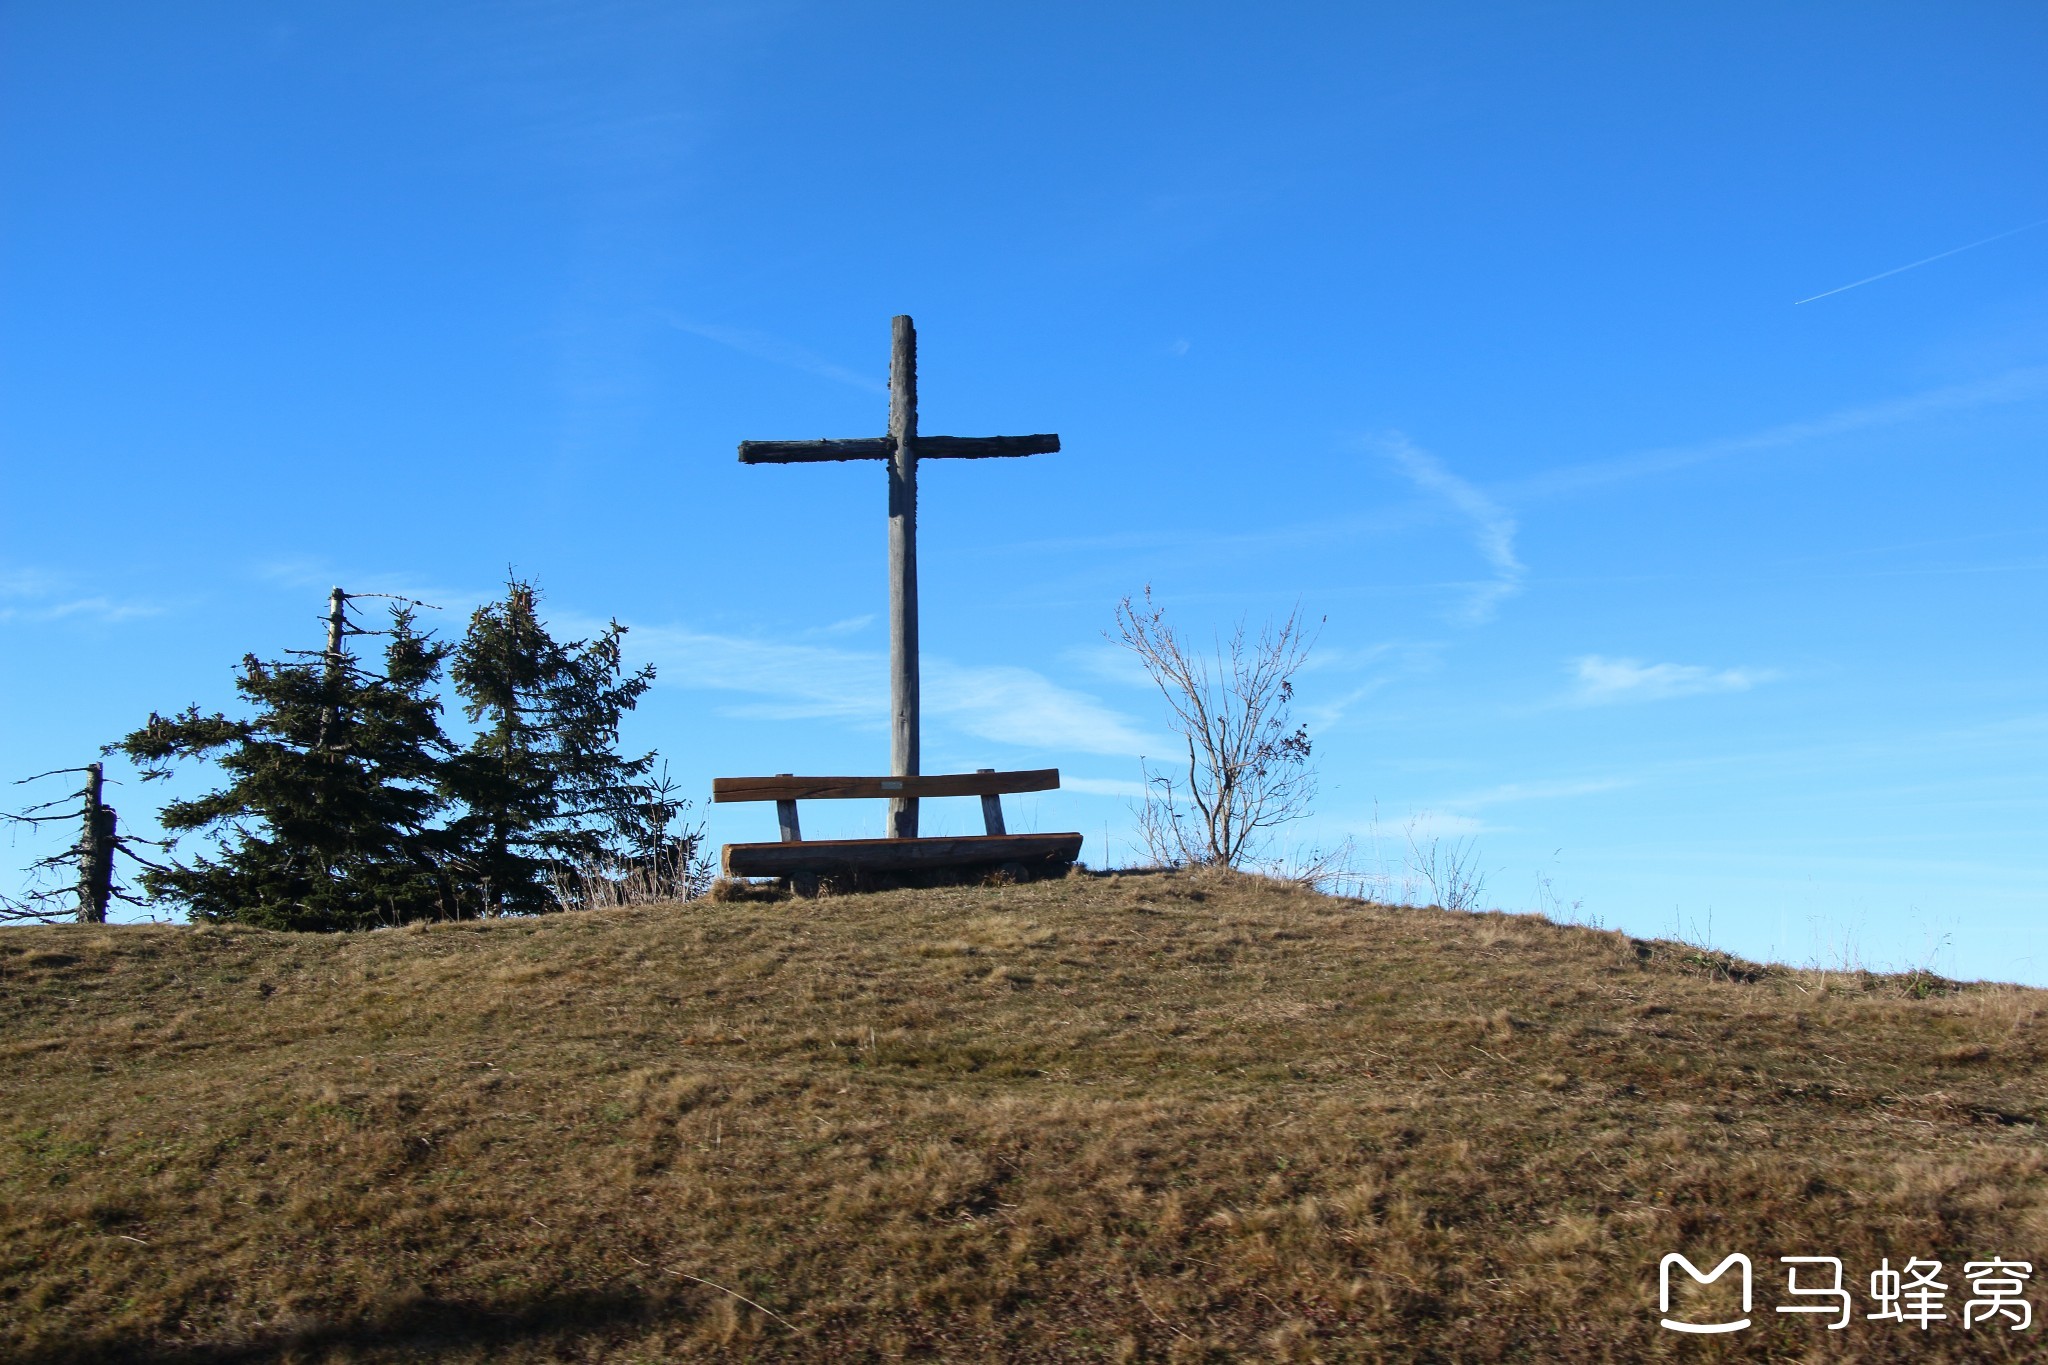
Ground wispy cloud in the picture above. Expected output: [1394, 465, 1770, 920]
[1443, 775, 1637, 807]
[1294, 639, 1445, 731]
[1511, 365, 2048, 501]
[0, 569, 164, 625]
[1379, 435, 1525, 623]
[803, 614, 875, 639]
[1296, 681, 1390, 734]
[662, 316, 885, 394]
[1342, 775, 1633, 845]
[1063, 776, 1150, 799]
[632, 627, 880, 722]
[1569, 654, 1775, 706]
[629, 623, 1153, 756]
[927, 659, 1154, 755]
[1000, 366, 2048, 600]
[1062, 641, 1159, 691]
[1398, 809, 1487, 840]
[0, 569, 60, 597]
[253, 560, 482, 617]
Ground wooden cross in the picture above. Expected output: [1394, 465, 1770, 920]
[738, 316, 1060, 839]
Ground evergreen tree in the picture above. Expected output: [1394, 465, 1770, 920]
[447, 577, 657, 914]
[116, 606, 458, 930]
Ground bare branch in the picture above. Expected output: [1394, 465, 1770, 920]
[344, 592, 442, 610]
[0, 896, 77, 924]
[13, 767, 95, 787]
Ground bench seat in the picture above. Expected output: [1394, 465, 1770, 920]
[721, 831, 1083, 879]
[713, 768, 1081, 883]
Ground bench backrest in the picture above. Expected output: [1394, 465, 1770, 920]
[712, 769, 1058, 804]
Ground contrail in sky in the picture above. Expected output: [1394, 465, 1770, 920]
[1794, 215, 2048, 305]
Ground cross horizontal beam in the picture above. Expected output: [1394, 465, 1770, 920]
[738, 433, 1060, 465]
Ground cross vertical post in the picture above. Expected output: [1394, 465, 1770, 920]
[734, 316, 1061, 843]
[886, 316, 920, 837]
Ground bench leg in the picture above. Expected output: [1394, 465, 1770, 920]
[976, 768, 1007, 835]
[776, 799, 802, 842]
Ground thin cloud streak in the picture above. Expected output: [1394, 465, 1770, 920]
[1794, 216, 2048, 305]
[1297, 681, 1388, 732]
[999, 367, 2048, 581]
[253, 560, 481, 619]
[1330, 776, 1634, 845]
[1395, 809, 1487, 840]
[1059, 776, 1150, 799]
[994, 498, 1444, 562]
[0, 597, 164, 625]
[1379, 435, 1525, 622]
[1446, 776, 1638, 807]
[804, 614, 876, 639]
[1510, 365, 2048, 501]
[0, 569, 165, 625]
[663, 315, 885, 394]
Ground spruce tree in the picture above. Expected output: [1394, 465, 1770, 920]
[447, 577, 657, 914]
[116, 605, 458, 930]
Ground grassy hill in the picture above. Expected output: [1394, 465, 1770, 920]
[3, 870, 2043, 1362]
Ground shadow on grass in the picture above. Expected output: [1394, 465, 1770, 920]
[14, 1286, 695, 1364]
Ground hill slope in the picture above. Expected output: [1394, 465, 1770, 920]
[2, 871, 2043, 1362]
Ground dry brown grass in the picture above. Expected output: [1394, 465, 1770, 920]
[2, 869, 2044, 1362]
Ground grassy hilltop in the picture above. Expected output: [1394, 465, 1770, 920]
[2, 871, 2044, 1362]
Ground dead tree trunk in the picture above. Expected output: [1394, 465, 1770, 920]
[315, 586, 347, 752]
[76, 762, 114, 924]
[326, 586, 347, 665]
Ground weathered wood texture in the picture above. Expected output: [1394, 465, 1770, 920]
[738, 438, 892, 464]
[773, 775, 802, 841]
[721, 831, 1082, 878]
[317, 586, 347, 754]
[325, 587, 347, 661]
[977, 767, 1007, 836]
[76, 762, 114, 925]
[712, 769, 1059, 804]
[887, 314, 920, 839]
[916, 434, 1061, 459]
[736, 434, 1058, 465]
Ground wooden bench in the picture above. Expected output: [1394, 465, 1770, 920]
[713, 768, 1083, 882]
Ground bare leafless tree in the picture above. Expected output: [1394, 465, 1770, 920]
[1113, 586, 1321, 870]
[1406, 828, 1489, 912]
[2, 763, 162, 923]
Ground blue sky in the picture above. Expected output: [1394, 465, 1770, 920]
[3, 3, 2045, 981]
